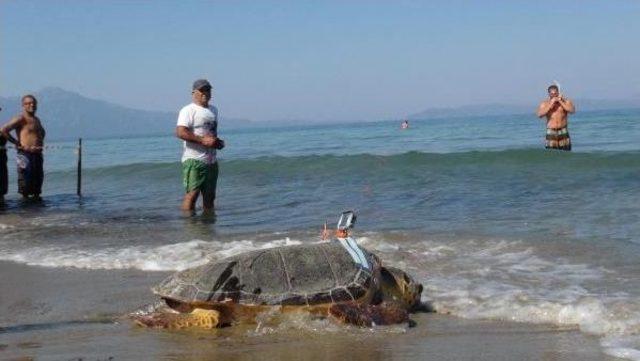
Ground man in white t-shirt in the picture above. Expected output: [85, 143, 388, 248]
[176, 79, 225, 213]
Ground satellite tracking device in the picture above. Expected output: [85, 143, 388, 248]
[334, 210, 369, 269]
[337, 211, 356, 231]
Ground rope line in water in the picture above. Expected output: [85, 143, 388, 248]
[0, 144, 78, 151]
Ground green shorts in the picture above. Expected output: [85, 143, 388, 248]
[182, 159, 219, 195]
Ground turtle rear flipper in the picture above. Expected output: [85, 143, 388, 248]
[328, 302, 412, 327]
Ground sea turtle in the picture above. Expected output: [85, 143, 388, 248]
[132, 212, 425, 329]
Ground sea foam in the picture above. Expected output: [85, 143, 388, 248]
[0, 237, 303, 271]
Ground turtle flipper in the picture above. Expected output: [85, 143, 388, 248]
[328, 302, 411, 327]
[132, 308, 224, 329]
[379, 266, 424, 311]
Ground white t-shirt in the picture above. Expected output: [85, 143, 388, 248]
[176, 103, 219, 164]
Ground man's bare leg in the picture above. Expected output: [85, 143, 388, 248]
[202, 190, 215, 215]
[181, 190, 200, 212]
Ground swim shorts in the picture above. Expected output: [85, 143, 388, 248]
[17, 150, 44, 196]
[545, 127, 571, 151]
[182, 159, 218, 195]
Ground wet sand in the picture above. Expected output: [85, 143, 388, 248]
[0, 261, 619, 361]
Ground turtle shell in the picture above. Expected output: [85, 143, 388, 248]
[153, 241, 381, 306]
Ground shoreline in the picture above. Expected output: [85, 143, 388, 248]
[0, 260, 618, 360]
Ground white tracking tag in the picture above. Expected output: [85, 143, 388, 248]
[337, 237, 370, 270]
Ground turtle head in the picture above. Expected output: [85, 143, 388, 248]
[379, 266, 424, 311]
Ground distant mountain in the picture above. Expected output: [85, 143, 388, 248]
[407, 99, 640, 120]
[0, 87, 252, 140]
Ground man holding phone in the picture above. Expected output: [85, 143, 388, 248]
[537, 84, 575, 151]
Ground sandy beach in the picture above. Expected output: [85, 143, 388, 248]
[0, 260, 616, 361]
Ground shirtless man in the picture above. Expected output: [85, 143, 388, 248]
[537, 85, 575, 151]
[1, 95, 46, 200]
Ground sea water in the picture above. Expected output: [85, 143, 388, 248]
[0, 109, 639, 359]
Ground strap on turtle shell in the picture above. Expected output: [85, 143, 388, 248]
[336, 237, 370, 270]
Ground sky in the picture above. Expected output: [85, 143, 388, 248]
[1, 1, 639, 122]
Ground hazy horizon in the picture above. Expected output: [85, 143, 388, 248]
[2, 1, 639, 122]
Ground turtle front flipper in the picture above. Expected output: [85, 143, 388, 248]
[133, 308, 225, 330]
[328, 302, 412, 327]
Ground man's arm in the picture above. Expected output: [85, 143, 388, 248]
[558, 98, 575, 114]
[176, 126, 216, 147]
[211, 112, 224, 149]
[1, 117, 23, 146]
[537, 100, 555, 118]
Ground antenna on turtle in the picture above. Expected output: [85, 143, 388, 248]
[321, 220, 329, 240]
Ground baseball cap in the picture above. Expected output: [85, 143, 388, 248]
[192, 79, 212, 91]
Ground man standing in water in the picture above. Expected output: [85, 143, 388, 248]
[1, 95, 46, 200]
[537, 84, 575, 151]
[176, 79, 225, 214]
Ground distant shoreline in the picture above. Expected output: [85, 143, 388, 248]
[2, 87, 639, 141]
